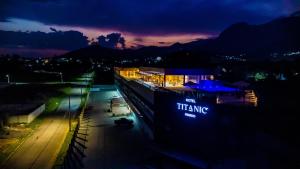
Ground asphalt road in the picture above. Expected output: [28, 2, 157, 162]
[1, 87, 84, 169]
[58, 96, 82, 114]
[1, 118, 68, 169]
[82, 85, 153, 169]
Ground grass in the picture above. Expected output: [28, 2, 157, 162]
[0, 136, 20, 163]
[45, 86, 73, 114]
[45, 97, 62, 114]
[59, 87, 72, 95]
[0, 138, 19, 163]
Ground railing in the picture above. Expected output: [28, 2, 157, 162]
[59, 88, 91, 169]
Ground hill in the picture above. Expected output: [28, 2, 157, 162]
[59, 11, 300, 62]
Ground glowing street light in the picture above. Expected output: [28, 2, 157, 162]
[6, 74, 10, 83]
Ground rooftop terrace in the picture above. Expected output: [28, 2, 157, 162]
[115, 67, 258, 106]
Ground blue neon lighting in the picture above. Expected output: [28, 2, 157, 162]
[177, 102, 208, 115]
[184, 113, 196, 118]
[184, 80, 239, 92]
[177, 98, 209, 119]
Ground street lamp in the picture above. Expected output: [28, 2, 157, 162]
[80, 87, 83, 103]
[69, 95, 71, 131]
[59, 72, 63, 83]
[6, 74, 10, 84]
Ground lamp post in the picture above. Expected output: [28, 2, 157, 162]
[81, 87, 83, 103]
[6, 74, 10, 84]
[69, 95, 71, 131]
[59, 72, 63, 83]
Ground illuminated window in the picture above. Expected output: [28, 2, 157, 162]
[165, 75, 184, 87]
[119, 68, 140, 79]
[140, 73, 164, 87]
[185, 75, 200, 84]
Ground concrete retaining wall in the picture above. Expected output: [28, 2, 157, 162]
[8, 104, 45, 124]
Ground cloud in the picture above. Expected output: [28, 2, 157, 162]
[97, 33, 125, 49]
[50, 27, 57, 32]
[134, 38, 144, 42]
[1, 0, 299, 35]
[0, 29, 89, 50]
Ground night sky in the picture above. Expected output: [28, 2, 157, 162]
[0, 0, 299, 57]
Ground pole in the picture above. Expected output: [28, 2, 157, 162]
[69, 95, 71, 131]
[81, 87, 83, 103]
[60, 72, 63, 83]
[6, 74, 10, 84]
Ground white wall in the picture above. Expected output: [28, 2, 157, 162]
[8, 104, 45, 124]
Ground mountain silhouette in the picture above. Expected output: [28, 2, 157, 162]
[60, 11, 300, 61]
[214, 14, 300, 54]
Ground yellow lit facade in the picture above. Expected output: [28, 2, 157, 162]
[118, 68, 140, 79]
[165, 75, 184, 87]
[140, 73, 164, 87]
[115, 67, 214, 88]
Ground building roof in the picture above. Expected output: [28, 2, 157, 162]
[115, 67, 214, 75]
[164, 68, 213, 75]
[184, 80, 240, 93]
[140, 67, 214, 75]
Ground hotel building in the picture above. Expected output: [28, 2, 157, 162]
[114, 67, 258, 155]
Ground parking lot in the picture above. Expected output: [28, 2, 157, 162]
[82, 85, 153, 169]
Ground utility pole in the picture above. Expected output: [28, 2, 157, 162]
[69, 95, 71, 131]
[60, 72, 63, 83]
[81, 87, 83, 103]
[6, 74, 10, 84]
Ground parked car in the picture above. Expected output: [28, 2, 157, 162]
[114, 118, 133, 126]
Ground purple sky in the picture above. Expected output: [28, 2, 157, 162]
[0, 0, 299, 57]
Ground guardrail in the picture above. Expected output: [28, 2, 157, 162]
[60, 88, 91, 169]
